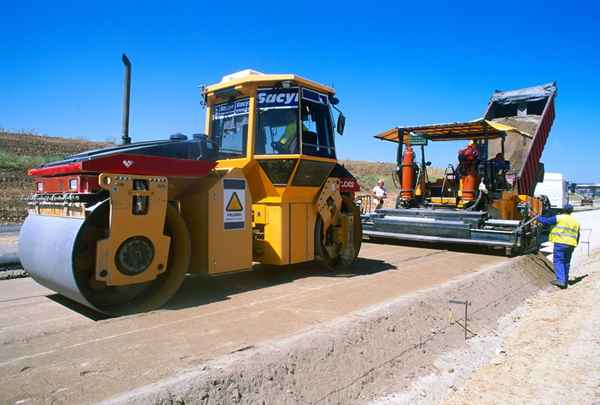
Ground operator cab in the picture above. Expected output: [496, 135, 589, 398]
[254, 87, 335, 158]
[203, 70, 345, 194]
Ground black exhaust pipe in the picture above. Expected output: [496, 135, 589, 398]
[121, 54, 132, 145]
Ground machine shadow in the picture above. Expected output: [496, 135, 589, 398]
[47, 294, 111, 321]
[365, 237, 509, 257]
[45, 257, 394, 319]
[164, 257, 394, 311]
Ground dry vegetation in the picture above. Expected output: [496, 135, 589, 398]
[340, 160, 398, 192]
[0, 131, 111, 224]
[340, 160, 445, 191]
[340, 160, 446, 210]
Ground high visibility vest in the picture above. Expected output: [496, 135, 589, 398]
[549, 214, 580, 247]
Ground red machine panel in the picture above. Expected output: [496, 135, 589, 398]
[340, 177, 361, 193]
[33, 175, 101, 194]
[29, 153, 217, 178]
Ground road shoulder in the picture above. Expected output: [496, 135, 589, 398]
[443, 252, 600, 405]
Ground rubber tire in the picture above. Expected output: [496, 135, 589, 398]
[315, 194, 362, 269]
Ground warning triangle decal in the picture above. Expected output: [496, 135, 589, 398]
[226, 192, 243, 212]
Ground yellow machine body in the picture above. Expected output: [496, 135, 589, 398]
[95, 173, 171, 286]
[200, 72, 358, 269]
[182, 168, 253, 274]
[20, 70, 361, 315]
[107, 72, 356, 275]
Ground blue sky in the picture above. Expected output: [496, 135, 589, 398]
[2, 1, 599, 181]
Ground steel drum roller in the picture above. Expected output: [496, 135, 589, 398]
[19, 203, 190, 316]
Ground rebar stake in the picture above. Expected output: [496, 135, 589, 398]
[449, 299, 472, 340]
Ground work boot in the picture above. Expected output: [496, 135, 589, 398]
[550, 280, 567, 289]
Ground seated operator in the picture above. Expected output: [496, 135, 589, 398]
[276, 110, 310, 154]
[490, 152, 510, 189]
[491, 152, 509, 171]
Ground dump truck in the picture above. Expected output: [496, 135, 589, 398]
[19, 57, 362, 316]
[362, 83, 557, 255]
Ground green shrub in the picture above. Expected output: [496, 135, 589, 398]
[0, 151, 63, 170]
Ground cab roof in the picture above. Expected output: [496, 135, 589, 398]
[204, 70, 335, 95]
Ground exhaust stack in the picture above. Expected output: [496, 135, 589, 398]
[121, 54, 132, 145]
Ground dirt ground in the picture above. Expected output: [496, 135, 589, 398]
[0, 241, 513, 404]
[443, 253, 600, 405]
[370, 254, 600, 405]
[370, 210, 600, 405]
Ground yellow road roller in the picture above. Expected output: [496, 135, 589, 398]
[19, 57, 362, 316]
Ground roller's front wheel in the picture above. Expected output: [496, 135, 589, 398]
[20, 201, 191, 316]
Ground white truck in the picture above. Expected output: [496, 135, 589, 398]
[535, 172, 568, 209]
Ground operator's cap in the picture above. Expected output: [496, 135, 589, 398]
[564, 203, 574, 213]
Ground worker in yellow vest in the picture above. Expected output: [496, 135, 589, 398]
[538, 204, 580, 289]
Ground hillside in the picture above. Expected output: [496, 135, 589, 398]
[340, 160, 397, 191]
[341, 159, 445, 191]
[0, 132, 112, 224]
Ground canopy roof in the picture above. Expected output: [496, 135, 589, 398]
[375, 119, 520, 143]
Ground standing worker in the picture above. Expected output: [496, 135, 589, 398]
[457, 141, 480, 201]
[457, 141, 480, 170]
[372, 179, 387, 210]
[538, 204, 580, 289]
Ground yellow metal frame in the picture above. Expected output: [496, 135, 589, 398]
[95, 173, 171, 286]
[182, 168, 253, 274]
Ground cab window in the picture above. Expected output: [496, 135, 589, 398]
[211, 98, 249, 158]
[301, 88, 335, 159]
[255, 88, 300, 155]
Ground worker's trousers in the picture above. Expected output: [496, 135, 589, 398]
[553, 243, 574, 286]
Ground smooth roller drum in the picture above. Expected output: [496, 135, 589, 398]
[19, 213, 94, 308]
[19, 204, 191, 316]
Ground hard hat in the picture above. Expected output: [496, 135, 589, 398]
[468, 140, 475, 146]
[564, 204, 574, 213]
